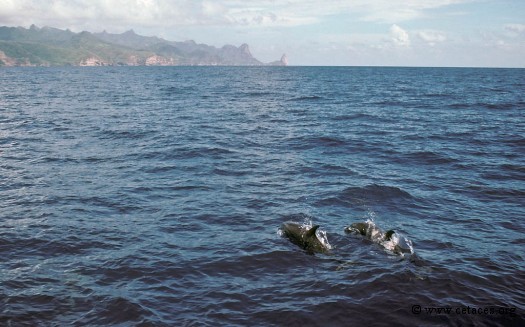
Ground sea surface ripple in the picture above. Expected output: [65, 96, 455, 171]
[1, 67, 524, 326]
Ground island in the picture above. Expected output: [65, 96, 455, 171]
[0, 25, 288, 67]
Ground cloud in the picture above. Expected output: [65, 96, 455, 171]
[1, 1, 205, 30]
[417, 30, 447, 46]
[0, 0, 480, 31]
[390, 24, 410, 47]
[359, 0, 475, 22]
[224, 6, 318, 27]
[505, 23, 525, 34]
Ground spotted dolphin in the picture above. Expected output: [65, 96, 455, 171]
[281, 222, 331, 254]
[345, 221, 413, 255]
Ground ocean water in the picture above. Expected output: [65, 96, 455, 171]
[0, 66, 524, 326]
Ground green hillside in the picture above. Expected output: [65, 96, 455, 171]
[0, 41, 83, 65]
[0, 25, 286, 66]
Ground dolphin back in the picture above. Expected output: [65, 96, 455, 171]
[305, 225, 320, 238]
[281, 222, 330, 254]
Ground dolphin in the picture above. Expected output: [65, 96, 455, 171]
[345, 221, 384, 241]
[345, 221, 413, 255]
[281, 222, 331, 254]
[346, 222, 369, 236]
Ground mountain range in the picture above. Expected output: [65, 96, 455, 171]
[0, 25, 288, 67]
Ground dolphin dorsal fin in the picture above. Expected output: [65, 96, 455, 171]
[306, 225, 320, 238]
[385, 230, 395, 241]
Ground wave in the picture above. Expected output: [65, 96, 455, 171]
[466, 185, 525, 204]
[344, 184, 413, 199]
[503, 137, 525, 148]
[286, 95, 324, 102]
[501, 164, 525, 174]
[448, 101, 521, 111]
[140, 146, 235, 161]
[164, 185, 211, 192]
[402, 150, 458, 165]
[0, 235, 119, 259]
[314, 136, 346, 147]
[98, 128, 156, 141]
[284, 135, 346, 150]
[448, 103, 472, 109]
[330, 113, 374, 121]
[212, 168, 250, 177]
[68, 296, 155, 326]
[244, 91, 275, 97]
[317, 184, 414, 208]
[484, 102, 520, 110]
[299, 163, 359, 178]
[422, 92, 450, 98]
[482, 166, 525, 181]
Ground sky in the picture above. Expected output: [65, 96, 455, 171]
[1, 0, 524, 67]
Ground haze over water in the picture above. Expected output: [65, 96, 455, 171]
[1, 66, 524, 325]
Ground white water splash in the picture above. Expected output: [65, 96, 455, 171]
[381, 231, 414, 256]
[316, 229, 333, 250]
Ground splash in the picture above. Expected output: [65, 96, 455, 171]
[380, 231, 414, 256]
[301, 216, 313, 229]
[316, 229, 333, 251]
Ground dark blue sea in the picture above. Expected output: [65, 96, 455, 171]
[1, 66, 524, 326]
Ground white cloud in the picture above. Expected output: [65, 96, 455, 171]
[390, 24, 410, 47]
[361, 8, 420, 23]
[225, 6, 318, 27]
[202, 2, 226, 17]
[417, 30, 447, 46]
[224, 0, 477, 26]
[345, 0, 475, 23]
[0, 0, 480, 30]
[505, 23, 525, 34]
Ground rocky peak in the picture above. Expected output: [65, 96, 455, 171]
[239, 43, 251, 56]
[280, 54, 289, 66]
[0, 24, 287, 66]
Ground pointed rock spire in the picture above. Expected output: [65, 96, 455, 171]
[280, 54, 288, 66]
